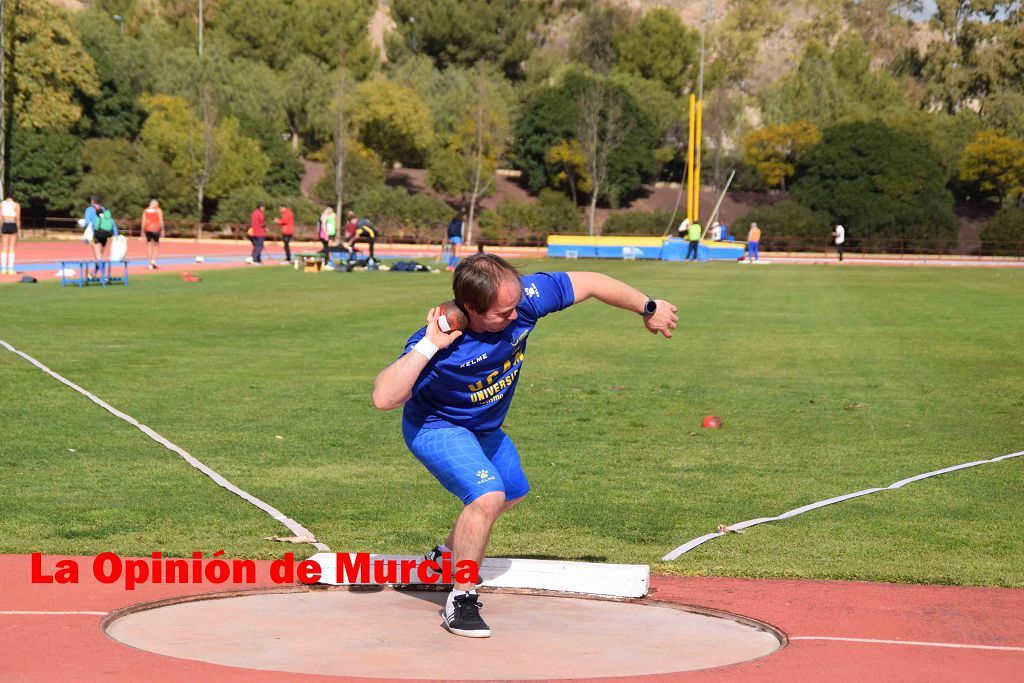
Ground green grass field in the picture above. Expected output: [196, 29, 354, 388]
[1, 261, 1022, 587]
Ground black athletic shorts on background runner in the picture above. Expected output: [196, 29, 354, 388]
[92, 229, 113, 247]
[145, 231, 161, 242]
[1, 222, 16, 235]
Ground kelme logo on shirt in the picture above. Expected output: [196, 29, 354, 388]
[459, 353, 488, 368]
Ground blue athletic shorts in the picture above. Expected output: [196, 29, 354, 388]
[448, 236, 463, 245]
[402, 421, 529, 505]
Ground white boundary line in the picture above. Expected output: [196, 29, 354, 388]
[1, 339, 329, 552]
[0, 611, 107, 616]
[790, 636, 1024, 653]
[663, 449, 1024, 560]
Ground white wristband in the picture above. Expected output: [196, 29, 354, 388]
[412, 338, 439, 360]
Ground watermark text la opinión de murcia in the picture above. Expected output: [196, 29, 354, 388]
[30, 552, 479, 591]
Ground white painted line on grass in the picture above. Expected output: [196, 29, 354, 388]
[1, 339, 329, 552]
[0, 611, 107, 616]
[790, 636, 1024, 653]
[662, 449, 1024, 560]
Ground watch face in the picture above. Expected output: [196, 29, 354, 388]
[644, 299, 657, 315]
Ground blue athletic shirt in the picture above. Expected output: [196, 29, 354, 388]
[401, 272, 575, 433]
[83, 206, 100, 230]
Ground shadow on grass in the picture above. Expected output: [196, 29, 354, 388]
[497, 553, 609, 563]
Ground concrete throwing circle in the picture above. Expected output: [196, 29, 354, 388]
[105, 588, 784, 679]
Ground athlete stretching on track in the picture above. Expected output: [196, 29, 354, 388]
[372, 254, 678, 638]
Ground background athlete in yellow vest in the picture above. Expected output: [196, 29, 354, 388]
[685, 221, 702, 261]
[318, 206, 337, 266]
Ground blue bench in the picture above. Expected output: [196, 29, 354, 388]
[60, 260, 129, 288]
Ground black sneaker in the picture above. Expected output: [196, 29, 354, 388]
[444, 593, 491, 638]
[424, 545, 445, 563]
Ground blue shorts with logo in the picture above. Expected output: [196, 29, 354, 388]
[402, 421, 529, 505]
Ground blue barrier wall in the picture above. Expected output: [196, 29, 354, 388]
[547, 236, 747, 262]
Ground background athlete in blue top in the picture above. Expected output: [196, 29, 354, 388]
[373, 253, 678, 638]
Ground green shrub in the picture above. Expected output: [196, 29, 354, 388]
[477, 191, 583, 242]
[351, 185, 453, 242]
[791, 120, 957, 240]
[981, 208, 1024, 254]
[213, 187, 320, 230]
[212, 185, 269, 225]
[514, 69, 659, 204]
[311, 141, 387, 206]
[535, 189, 583, 234]
[10, 128, 83, 214]
[737, 199, 828, 239]
[262, 135, 304, 196]
[478, 199, 538, 241]
[269, 196, 321, 228]
[601, 210, 675, 235]
[78, 173, 150, 220]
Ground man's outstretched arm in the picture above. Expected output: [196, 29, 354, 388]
[567, 272, 679, 338]
[372, 307, 462, 410]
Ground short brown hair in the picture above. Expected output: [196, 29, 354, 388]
[453, 254, 521, 313]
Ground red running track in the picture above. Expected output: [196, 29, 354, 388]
[4, 240, 1023, 285]
[0, 239, 546, 282]
[1, 554, 1021, 682]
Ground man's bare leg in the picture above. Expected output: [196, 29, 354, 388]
[451, 491, 506, 591]
[443, 491, 519, 637]
[443, 494, 525, 553]
[91, 242, 104, 277]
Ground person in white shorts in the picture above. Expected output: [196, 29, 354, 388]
[1, 195, 21, 276]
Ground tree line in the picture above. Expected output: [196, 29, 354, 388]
[3, 0, 1023, 243]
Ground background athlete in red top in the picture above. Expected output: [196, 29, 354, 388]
[140, 199, 164, 270]
[275, 205, 295, 263]
[248, 203, 266, 264]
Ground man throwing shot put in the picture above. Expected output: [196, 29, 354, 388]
[372, 254, 678, 638]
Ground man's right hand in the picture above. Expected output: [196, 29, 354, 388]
[644, 300, 679, 338]
[425, 307, 463, 349]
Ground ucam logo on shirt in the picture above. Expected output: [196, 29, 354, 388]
[400, 272, 576, 434]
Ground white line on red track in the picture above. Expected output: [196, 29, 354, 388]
[791, 636, 1024, 652]
[0, 611, 107, 616]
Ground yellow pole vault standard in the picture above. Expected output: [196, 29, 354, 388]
[693, 99, 703, 225]
[686, 94, 696, 222]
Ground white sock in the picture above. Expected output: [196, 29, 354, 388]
[447, 588, 473, 607]
[8, 254, 13, 271]
[439, 543, 451, 554]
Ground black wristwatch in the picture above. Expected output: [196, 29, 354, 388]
[640, 297, 658, 317]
